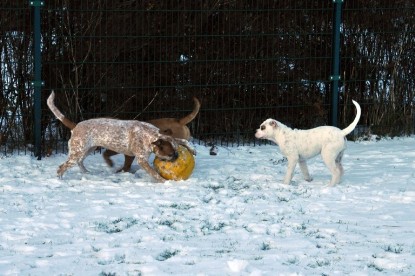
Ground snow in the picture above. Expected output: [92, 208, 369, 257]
[0, 137, 414, 275]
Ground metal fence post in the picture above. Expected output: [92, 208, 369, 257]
[330, 0, 343, 127]
[30, 0, 44, 160]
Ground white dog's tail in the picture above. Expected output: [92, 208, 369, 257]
[341, 100, 361, 136]
[47, 91, 77, 130]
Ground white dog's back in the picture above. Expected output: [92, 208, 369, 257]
[286, 126, 345, 159]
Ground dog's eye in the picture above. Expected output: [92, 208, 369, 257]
[260, 125, 265, 130]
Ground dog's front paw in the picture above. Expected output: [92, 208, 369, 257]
[283, 176, 292, 185]
[175, 138, 196, 155]
[155, 174, 166, 183]
[183, 145, 196, 156]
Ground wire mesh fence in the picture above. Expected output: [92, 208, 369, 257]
[1, 0, 414, 156]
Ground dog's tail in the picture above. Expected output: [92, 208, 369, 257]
[179, 97, 201, 125]
[47, 91, 77, 130]
[341, 100, 361, 136]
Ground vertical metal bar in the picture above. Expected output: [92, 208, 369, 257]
[330, 0, 343, 127]
[31, 0, 44, 159]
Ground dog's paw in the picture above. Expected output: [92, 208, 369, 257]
[187, 147, 196, 156]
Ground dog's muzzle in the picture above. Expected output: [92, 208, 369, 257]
[255, 130, 264, 139]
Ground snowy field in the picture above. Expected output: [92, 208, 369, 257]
[0, 137, 414, 275]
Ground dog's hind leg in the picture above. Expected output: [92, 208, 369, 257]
[299, 159, 313, 182]
[57, 147, 89, 177]
[77, 147, 95, 173]
[58, 154, 83, 177]
[57, 159, 77, 177]
[322, 150, 343, 186]
[336, 151, 345, 178]
[77, 160, 88, 173]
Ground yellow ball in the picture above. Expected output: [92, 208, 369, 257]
[153, 145, 195, 181]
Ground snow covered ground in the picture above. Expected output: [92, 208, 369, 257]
[0, 137, 414, 275]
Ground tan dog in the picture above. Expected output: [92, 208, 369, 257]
[47, 91, 200, 173]
[47, 92, 195, 182]
[103, 97, 200, 172]
[148, 97, 200, 140]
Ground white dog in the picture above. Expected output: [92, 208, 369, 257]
[255, 100, 361, 186]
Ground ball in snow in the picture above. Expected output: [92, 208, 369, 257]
[153, 145, 195, 181]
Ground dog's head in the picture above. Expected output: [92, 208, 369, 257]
[255, 119, 279, 140]
[151, 136, 179, 161]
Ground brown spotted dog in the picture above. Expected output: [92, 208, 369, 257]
[47, 91, 195, 182]
[47, 91, 200, 173]
[103, 97, 200, 172]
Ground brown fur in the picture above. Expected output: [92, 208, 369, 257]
[148, 97, 200, 140]
[47, 91, 199, 173]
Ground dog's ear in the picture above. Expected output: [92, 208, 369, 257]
[152, 137, 175, 148]
[152, 139, 163, 147]
[152, 138, 176, 156]
[152, 139, 170, 151]
[269, 120, 278, 128]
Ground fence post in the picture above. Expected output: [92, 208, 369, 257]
[30, 0, 44, 160]
[330, 0, 343, 127]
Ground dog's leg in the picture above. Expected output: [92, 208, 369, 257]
[77, 158, 88, 173]
[102, 149, 117, 167]
[283, 156, 298, 184]
[103, 150, 136, 173]
[59, 154, 90, 177]
[58, 143, 92, 177]
[136, 158, 166, 182]
[58, 152, 83, 177]
[77, 147, 95, 173]
[298, 159, 313, 182]
[57, 159, 76, 177]
[117, 155, 135, 173]
[322, 150, 342, 186]
[335, 150, 345, 179]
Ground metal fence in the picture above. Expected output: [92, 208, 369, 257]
[1, 0, 414, 158]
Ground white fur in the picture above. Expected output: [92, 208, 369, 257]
[255, 100, 361, 186]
